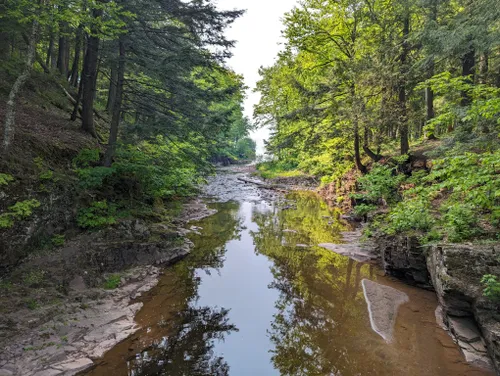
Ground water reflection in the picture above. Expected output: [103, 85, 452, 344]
[127, 307, 237, 376]
[85, 192, 491, 376]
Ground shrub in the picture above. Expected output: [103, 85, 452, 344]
[481, 275, 500, 301]
[23, 270, 45, 287]
[353, 204, 378, 217]
[442, 203, 482, 242]
[103, 274, 121, 289]
[77, 200, 117, 229]
[387, 199, 434, 234]
[355, 164, 405, 205]
[73, 148, 100, 168]
[51, 234, 65, 246]
[77, 166, 117, 189]
[0, 199, 41, 229]
[0, 173, 14, 186]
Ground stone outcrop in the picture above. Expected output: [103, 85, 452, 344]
[377, 235, 500, 373]
[0, 267, 161, 376]
[0, 199, 217, 376]
[426, 243, 500, 372]
[376, 235, 432, 289]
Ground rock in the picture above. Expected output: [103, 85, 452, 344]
[448, 316, 481, 342]
[375, 235, 432, 288]
[319, 230, 377, 263]
[51, 358, 93, 373]
[319, 243, 376, 263]
[68, 276, 86, 291]
[362, 279, 409, 342]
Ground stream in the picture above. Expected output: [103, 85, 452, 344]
[83, 169, 491, 376]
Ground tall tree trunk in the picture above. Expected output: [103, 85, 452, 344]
[46, 32, 54, 67]
[2, 21, 38, 151]
[106, 64, 118, 113]
[81, 9, 102, 137]
[0, 32, 11, 59]
[460, 45, 475, 106]
[69, 27, 82, 87]
[71, 67, 84, 121]
[479, 52, 488, 84]
[354, 120, 367, 174]
[399, 11, 410, 155]
[57, 34, 68, 76]
[104, 38, 126, 167]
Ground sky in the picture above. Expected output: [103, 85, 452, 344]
[216, 0, 300, 155]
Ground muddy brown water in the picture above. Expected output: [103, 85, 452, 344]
[83, 171, 492, 376]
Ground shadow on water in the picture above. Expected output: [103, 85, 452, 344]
[84, 192, 492, 376]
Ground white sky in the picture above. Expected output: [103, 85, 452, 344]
[216, 0, 299, 155]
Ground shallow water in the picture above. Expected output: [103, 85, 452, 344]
[84, 172, 492, 376]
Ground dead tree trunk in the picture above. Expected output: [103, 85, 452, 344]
[104, 38, 126, 167]
[2, 21, 38, 151]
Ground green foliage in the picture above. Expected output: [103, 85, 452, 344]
[353, 204, 377, 217]
[0, 199, 41, 229]
[77, 200, 116, 229]
[103, 274, 121, 289]
[481, 275, 500, 301]
[77, 166, 116, 189]
[256, 161, 304, 179]
[442, 204, 482, 243]
[354, 165, 405, 204]
[363, 150, 500, 242]
[387, 199, 435, 234]
[9, 199, 41, 218]
[39, 170, 54, 181]
[0, 173, 14, 186]
[26, 299, 39, 310]
[23, 270, 45, 287]
[73, 149, 100, 168]
[51, 234, 65, 246]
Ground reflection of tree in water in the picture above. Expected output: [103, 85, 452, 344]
[89, 201, 244, 376]
[127, 306, 238, 376]
[172, 201, 244, 302]
[252, 193, 382, 376]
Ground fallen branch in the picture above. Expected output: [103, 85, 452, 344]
[237, 177, 289, 192]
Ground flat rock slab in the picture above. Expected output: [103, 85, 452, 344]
[362, 279, 409, 342]
[448, 316, 493, 370]
[319, 243, 376, 263]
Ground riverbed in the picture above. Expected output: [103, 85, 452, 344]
[83, 169, 492, 376]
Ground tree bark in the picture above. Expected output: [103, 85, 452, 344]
[46, 32, 54, 67]
[0, 32, 11, 60]
[104, 38, 126, 167]
[2, 21, 38, 151]
[399, 11, 410, 155]
[106, 64, 118, 113]
[461, 45, 475, 106]
[71, 67, 84, 121]
[57, 32, 69, 77]
[81, 8, 102, 138]
[354, 120, 367, 174]
[69, 26, 82, 87]
[479, 52, 488, 84]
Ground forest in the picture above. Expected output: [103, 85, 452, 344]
[0, 0, 255, 227]
[255, 0, 500, 248]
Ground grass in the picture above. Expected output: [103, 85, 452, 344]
[103, 274, 121, 289]
[256, 161, 308, 180]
